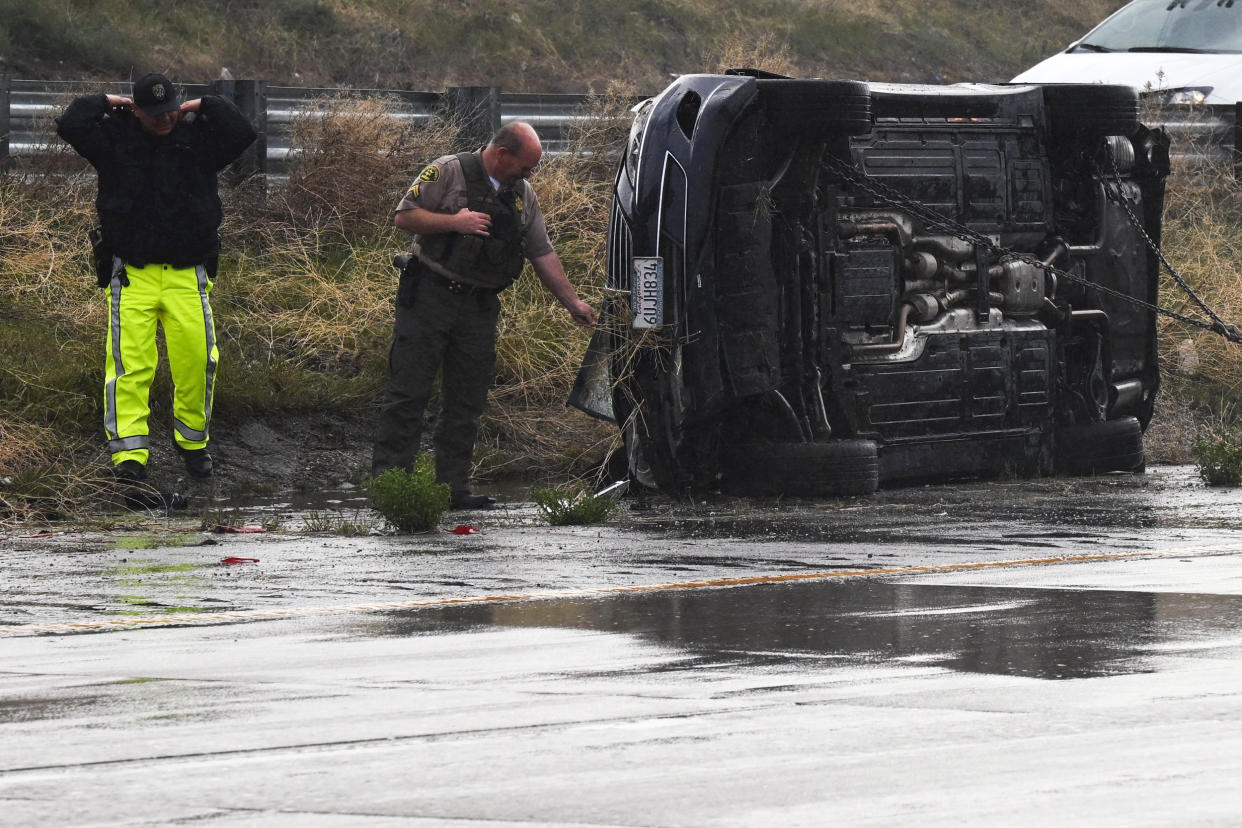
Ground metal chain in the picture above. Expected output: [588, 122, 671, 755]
[1098, 150, 1242, 341]
[822, 152, 1242, 342]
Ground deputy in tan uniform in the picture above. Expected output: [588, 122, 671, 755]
[371, 121, 597, 509]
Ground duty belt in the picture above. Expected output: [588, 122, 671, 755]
[428, 270, 501, 296]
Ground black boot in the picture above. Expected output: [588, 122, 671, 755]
[176, 445, 213, 478]
[113, 460, 188, 512]
[114, 459, 147, 482]
[450, 490, 496, 510]
[114, 460, 160, 509]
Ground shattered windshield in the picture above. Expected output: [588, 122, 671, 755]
[1072, 0, 1242, 53]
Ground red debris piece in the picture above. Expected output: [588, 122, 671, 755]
[220, 556, 260, 565]
[450, 525, 481, 535]
[213, 526, 268, 534]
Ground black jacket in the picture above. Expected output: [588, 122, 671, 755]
[56, 93, 258, 267]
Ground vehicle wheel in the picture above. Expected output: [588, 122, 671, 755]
[756, 79, 872, 136]
[722, 439, 879, 497]
[1055, 416, 1145, 476]
[620, 415, 659, 491]
[1040, 84, 1139, 139]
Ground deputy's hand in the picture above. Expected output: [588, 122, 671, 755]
[106, 95, 134, 111]
[180, 98, 203, 114]
[453, 208, 492, 237]
[568, 300, 598, 328]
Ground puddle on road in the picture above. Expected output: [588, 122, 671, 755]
[624, 468, 1242, 542]
[205, 485, 372, 523]
[375, 580, 1242, 681]
[629, 495, 1164, 544]
[203, 481, 541, 531]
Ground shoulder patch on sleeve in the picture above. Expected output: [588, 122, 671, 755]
[418, 165, 440, 183]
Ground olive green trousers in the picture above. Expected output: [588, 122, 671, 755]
[371, 274, 500, 493]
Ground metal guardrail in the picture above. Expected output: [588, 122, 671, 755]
[0, 78, 602, 177]
[1146, 102, 1239, 171]
[1, 78, 1238, 178]
[263, 85, 440, 172]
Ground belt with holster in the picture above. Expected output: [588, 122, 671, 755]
[393, 253, 500, 297]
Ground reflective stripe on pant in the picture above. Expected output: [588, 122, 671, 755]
[104, 262, 218, 465]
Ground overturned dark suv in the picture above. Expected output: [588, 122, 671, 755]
[571, 71, 1171, 497]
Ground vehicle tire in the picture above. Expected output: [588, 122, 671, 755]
[615, 337, 696, 495]
[1055, 416, 1145, 476]
[1040, 84, 1139, 139]
[722, 439, 880, 497]
[620, 415, 659, 491]
[756, 79, 872, 136]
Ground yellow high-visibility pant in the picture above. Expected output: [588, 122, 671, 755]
[104, 262, 218, 467]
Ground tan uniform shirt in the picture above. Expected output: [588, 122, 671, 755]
[395, 152, 554, 284]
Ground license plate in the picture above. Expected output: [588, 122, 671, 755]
[631, 257, 663, 329]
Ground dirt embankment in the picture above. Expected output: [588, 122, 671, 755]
[113, 412, 377, 504]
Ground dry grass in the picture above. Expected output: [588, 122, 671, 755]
[1, 83, 109, 326]
[711, 33, 800, 77]
[0, 182, 96, 320]
[1141, 106, 1242, 459]
[267, 95, 460, 240]
[1157, 167, 1242, 391]
[0, 418, 108, 524]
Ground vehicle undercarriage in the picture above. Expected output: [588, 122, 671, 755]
[570, 73, 1171, 497]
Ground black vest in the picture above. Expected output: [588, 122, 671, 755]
[419, 152, 526, 288]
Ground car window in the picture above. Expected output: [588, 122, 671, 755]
[1072, 0, 1242, 53]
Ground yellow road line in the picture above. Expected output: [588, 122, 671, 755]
[0, 549, 1177, 637]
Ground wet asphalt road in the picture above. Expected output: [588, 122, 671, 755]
[4, 465, 1242, 825]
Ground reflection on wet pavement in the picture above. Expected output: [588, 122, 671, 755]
[378, 580, 1242, 681]
[625, 469, 1242, 542]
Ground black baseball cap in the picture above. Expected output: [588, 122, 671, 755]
[133, 73, 180, 115]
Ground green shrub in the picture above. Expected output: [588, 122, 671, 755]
[532, 485, 618, 526]
[368, 457, 450, 532]
[1192, 429, 1242, 487]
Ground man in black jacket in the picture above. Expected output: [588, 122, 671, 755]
[57, 73, 257, 488]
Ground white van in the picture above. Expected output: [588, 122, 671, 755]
[1012, 0, 1242, 105]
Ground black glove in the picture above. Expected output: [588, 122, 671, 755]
[96, 259, 129, 288]
[89, 228, 128, 288]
